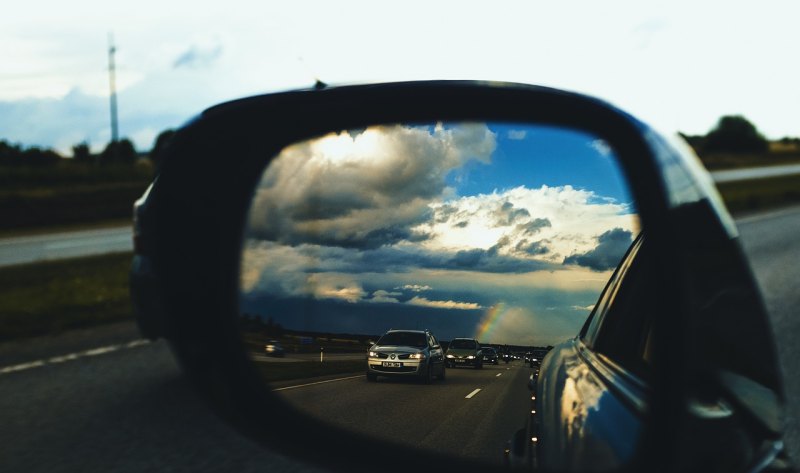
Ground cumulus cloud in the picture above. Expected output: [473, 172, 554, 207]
[406, 296, 482, 310]
[368, 290, 401, 304]
[589, 139, 613, 157]
[423, 185, 637, 264]
[247, 123, 496, 249]
[563, 228, 634, 271]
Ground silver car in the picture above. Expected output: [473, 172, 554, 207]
[366, 329, 445, 383]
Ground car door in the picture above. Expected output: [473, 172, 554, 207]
[535, 235, 652, 472]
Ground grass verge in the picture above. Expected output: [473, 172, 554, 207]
[716, 174, 800, 214]
[0, 252, 133, 342]
[255, 360, 364, 383]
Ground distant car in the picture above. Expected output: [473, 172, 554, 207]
[264, 340, 285, 357]
[481, 346, 499, 365]
[445, 338, 483, 369]
[366, 329, 445, 383]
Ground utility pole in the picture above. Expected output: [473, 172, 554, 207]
[107, 32, 119, 162]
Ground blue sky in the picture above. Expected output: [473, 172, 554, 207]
[240, 122, 639, 346]
[3, 1, 799, 154]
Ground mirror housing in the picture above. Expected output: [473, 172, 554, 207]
[133, 81, 788, 472]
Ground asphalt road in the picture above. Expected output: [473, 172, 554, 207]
[736, 205, 800, 460]
[0, 206, 798, 472]
[0, 225, 132, 267]
[274, 362, 531, 464]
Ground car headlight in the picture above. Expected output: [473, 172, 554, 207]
[446, 354, 455, 358]
[368, 351, 379, 357]
[408, 353, 426, 359]
[467, 355, 475, 359]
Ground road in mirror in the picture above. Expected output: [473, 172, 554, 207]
[239, 122, 639, 465]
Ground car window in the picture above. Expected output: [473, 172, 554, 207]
[450, 339, 476, 349]
[584, 236, 654, 378]
[377, 332, 427, 348]
[580, 236, 642, 347]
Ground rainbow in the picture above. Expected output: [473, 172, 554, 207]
[474, 302, 506, 342]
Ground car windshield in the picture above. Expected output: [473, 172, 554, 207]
[450, 339, 477, 349]
[376, 332, 427, 348]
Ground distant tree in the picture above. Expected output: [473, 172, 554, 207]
[0, 140, 22, 165]
[704, 115, 768, 154]
[100, 138, 137, 164]
[22, 146, 61, 166]
[150, 129, 176, 169]
[72, 142, 92, 163]
[678, 132, 706, 154]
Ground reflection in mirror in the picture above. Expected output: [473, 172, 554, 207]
[239, 122, 640, 466]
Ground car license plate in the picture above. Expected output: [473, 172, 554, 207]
[455, 359, 465, 363]
[382, 361, 402, 367]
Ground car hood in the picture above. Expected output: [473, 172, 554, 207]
[372, 345, 424, 354]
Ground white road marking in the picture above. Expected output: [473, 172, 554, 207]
[0, 360, 45, 374]
[465, 388, 482, 399]
[84, 345, 121, 356]
[272, 375, 363, 392]
[0, 339, 150, 376]
[496, 373, 502, 377]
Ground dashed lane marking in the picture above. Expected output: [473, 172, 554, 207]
[496, 373, 502, 377]
[465, 388, 482, 399]
[0, 340, 151, 376]
[272, 375, 363, 392]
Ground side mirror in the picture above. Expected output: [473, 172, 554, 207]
[133, 81, 789, 472]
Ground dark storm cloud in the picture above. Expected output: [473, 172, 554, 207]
[563, 228, 633, 271]
[247, 123, 496, 249]
[287, 241, 557, 275]
[515, 239, 551, 256]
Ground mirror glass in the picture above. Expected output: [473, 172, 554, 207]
[239, 122, 640, 465]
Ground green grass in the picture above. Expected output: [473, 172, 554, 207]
[255, 360, 364, 383]
[716, 174, 800, 214]
[0, 252, 133, 342]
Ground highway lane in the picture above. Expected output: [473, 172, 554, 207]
[0, 205, 798, 472]
[0, 225, 132, 267]
[274, 362, 532, 464]
[737, 204, 800, 462]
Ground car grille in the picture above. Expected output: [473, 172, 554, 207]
[375, 353, 389, 359]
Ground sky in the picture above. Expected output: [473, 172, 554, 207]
[2, 0, 799, 154]
[239, 122, 639, 346]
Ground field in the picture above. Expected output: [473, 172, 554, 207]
[0, 161, 152, 232]
[0, 252, 133, 341]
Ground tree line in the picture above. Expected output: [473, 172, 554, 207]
[0, 129, 176, 167]
[681, 115, 799, 156]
